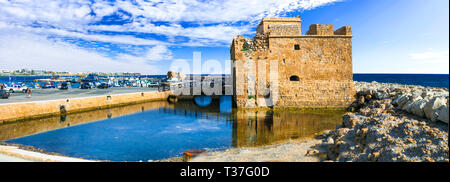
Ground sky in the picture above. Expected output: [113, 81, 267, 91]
[0, 0, 448, 74]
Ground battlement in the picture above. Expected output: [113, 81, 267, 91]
[334, 26, 352, 36]
[306, 24, 333, 35]
[257, 16, 302, 36]
[260, 17, 302, 22]
[256, 17, 351, 37]
[306, 24, 352, 36]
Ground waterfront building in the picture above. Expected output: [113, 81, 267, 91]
[231, 17, 356, 108]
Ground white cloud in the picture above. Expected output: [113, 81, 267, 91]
[409, 51, 449, 62]
[88, 23, 252, 46]
[0, 0, 341, 47]
[1, 22, 166, 46]
[0, 0, 94, 29]
[145, 45, 173, 61]
[110, 0, 341, 23]
[0, 0, 343, 73]
[0, 33, 164, 74]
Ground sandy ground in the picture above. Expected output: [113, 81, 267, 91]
[0, 153, 33, 162]
[190, 138, 325, 162]
[0, 145, 93, 162]
[0, 138, 325, 162]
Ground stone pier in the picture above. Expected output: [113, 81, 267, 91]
[0, 91, 172, 123]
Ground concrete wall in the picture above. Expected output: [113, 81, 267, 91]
[0, 101, 172, 140]
[0, 91, 172, 123]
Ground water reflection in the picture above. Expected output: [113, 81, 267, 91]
[232, 110, 344, 147]
[0, 101, 171, 141]
[193, 96, 212, 107]
[0, 96, 344, 161]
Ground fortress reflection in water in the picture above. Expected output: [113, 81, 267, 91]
[1, 96, 343, 149]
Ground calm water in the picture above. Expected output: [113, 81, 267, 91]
[1, 96, 344, 161]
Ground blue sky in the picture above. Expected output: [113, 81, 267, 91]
[0, 0, 448, 74]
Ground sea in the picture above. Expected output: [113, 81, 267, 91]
[352, 74, 449, 88]
[0, 74, 448, 88]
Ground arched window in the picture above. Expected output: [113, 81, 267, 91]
[290, 75, 300, 81]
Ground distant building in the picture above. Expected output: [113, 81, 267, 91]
[31, 70, 46, 75]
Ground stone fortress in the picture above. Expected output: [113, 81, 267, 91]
[231, 16, 356, 109]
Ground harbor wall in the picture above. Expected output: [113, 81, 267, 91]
[0, 101, 172, 140]
[0, 91, 172, 124]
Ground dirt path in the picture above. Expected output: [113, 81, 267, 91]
[0, 153, 33, 162]
[190, 138, 325, 162]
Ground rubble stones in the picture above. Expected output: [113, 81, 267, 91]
[353, 81, 448, 124]
[324, 82, 449, 162]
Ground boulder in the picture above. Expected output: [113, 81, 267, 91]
[411, 90, 423, 98]
[434, 105, 449, 124]
[358, 96, 365, 104]
[326, 136, 334, 144]
[424, 97, 447, 121]
[343, 114, 356, 128]
[410, 99, 427, 117]
[374, 92, 389, 100]
[421, 91, 434, 100]
[402, 96, 421, 113]
[392, 95, 402, 105]
[393, 94, 411, 108]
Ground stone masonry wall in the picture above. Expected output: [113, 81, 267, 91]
[306, 24, 334, 35]
[231, 17, 355, 109]
[257, 17, 302, 36]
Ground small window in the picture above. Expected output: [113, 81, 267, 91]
[290, 75, 300, 81]
[294, 44, 300, 50]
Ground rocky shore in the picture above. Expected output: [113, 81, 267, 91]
[186, 81, 449, 162]
[350, 81, 448, 123]
[323, 81, 448, 162]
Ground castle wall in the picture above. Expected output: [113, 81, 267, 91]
[231, 17, 356, 109]
[267, 36, 355, 108]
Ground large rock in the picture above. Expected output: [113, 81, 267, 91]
[435, 105, 449, 123]
[424, 97, 447, 121]
[393, 94, 411, 108]
[374, 92, 389, 100]
[402, 96, 421, 113]
[411, 90, 423, 98]
[421, 91, 435, 100]
[410, 99, 428, 117]
[343, 114, 356, 128]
